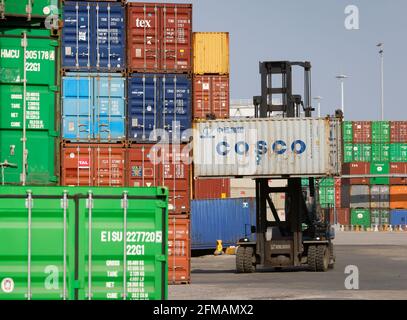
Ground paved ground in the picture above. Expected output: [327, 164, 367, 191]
[169, 232, 407, 300]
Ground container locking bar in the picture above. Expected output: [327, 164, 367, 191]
[122, 191, 128, 300]
[61, 191, 69, 300]
[87, 191, 93, 300]
[25, 190, 33, 300]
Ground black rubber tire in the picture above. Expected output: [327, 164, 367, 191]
[244, 246, 256, 273]
[308, 245, 317, 271]
[316, 245, 330, 272]
[328, 242, 335, 269]
[236, 246, 246, 273]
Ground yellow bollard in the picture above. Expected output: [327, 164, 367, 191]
[214, 240, 223, 255]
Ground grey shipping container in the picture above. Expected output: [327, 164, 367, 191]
[350, 185, 370, 208]
[370, 185, 390, 209]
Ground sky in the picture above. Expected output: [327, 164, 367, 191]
[128, 0, 407, 121]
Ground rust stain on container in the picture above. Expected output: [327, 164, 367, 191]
[390, 186, 407, 209]
[390, 163, 407, 185]
[193, 75, 229, 119]
[342, 162, 370, 185]
[353, 121, 372, 144]
[127, 3, 192, 73]
[61, 144, 126, 187]
[390, 121, 407, 143]
[168, 215, 191, 285]
[193, 178, 230, 199]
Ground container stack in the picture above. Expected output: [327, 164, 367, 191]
[0, 1, 61, 186]
[338, 121, 407, 230]
[192, 32, 231, 199]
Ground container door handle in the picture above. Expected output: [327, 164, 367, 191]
[87, 191, 93, 300]
[26, 190, 33, 300]
[122, 191, 128, 300]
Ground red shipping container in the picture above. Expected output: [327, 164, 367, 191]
[61, 144, 126, 186]
[342, 162, 371, 185]
[128, 144, 161, 187]
[390, 121, 407, 143]
[193, 178, 230, 199]
[353, 121, 372, 144]
[390, 163, 407, 185]
[193, 75, 230, 119]
[127, 3, 192, 73]
[168, 215, 191, 284]
[334, 178, 341, 208]
[337, 208, 350, 226]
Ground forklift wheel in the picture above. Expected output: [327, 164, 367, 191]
[236, 246, 246, 273]
[236, 246, 256, 273]
[328, 242, 335, 269]
[308, 245, 329, 272]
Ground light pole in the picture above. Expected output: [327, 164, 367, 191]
[377, 43, 384, 120]
[313, 96, 323, 117]
[336, 75, 348, 115]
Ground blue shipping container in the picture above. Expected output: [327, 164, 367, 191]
[191, 198, 256, 250]
[390, 210, 407, 225]
[62, 73, 125, 142]
[128, 74, 192, 143]
[62, 1, 125, 71]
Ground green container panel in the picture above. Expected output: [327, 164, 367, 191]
[0, 186, 168, 300]
[371, 209, 390, 226]
[0, 130, 57, 184]
[0, 0, 60, 19]
[319, 178, 334, 187]
[390, 144, 407, 163]
[372, 121, 390, 143]
[370, 162, 390, 185]
[319, 186, 335, 208]
[351, 209, 371, 228]
[343, 121, 353, 143]
[343, 144, 354, 163]
[353, 144, 372, 162]
[371, 144, 390, 162]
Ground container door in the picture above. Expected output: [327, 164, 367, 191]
[77, 193, 166, 300]
[62, 2, 92, 69]
[94, 75, 125, 142]
[62, 75, 93, 141]
[93, 145, 125, 187]
[212, 76, 230, 119]
[127, 144, 160, 187]
[193, 76, 211, 119]
[2, 0, 55, 18]
[161, 75, 191, 143]
[168, 216, 190, 284]
[127, 74, 159, 142]
[61, 144, 93, 186]
[0, 191, 75, 300]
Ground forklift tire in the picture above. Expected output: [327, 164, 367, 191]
[315, 245, 330, 272]
[236, 246, 246, 273]
[243, 247, 256, 273]
[328, 243, 335, 269]
[307, 245, 317, 272]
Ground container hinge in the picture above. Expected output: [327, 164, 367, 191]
[86, 199, 93, 209]
[50, 40, 59, 47]
[49, 85, 59, 92]
[61, 198, 68, 209]
[156, 255, 166, 262]
[25, 197, 33, 208]
[121, 198, 128, 209]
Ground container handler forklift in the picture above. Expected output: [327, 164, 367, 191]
[236, 61, 339, 273]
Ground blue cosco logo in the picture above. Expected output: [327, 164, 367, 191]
[216, 140, 307, 156]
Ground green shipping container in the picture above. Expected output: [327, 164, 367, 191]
[0, 186, 168, 300]
[371, 144, 390, 162]
[319, 178, 334, 187]
[370, 162, 390, 185]
[319, 186, 334, 208]
[390, 144, 407, 162]
[371, 121, 390, 143]
[371, 209, 390, 226]
[351, 209, 371, 229]
[343, 121, 353, 143]
[343, 143, 354, 163]
[353, 144, 372, 162]
[0, 0, 60, 19]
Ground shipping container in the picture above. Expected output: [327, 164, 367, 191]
[61, 143, 126, 186]
[193, 178, 230, 199]
[191, 198, 255, 250]
[340, 184, 351, 208]
[334, 178, 341, 208]
[371, 121, 390, 143]
[390, 186, 407, 209]
[319, 177, 335, 187]
[351, 209, 371, 228]
[342, 162, 370, 185]
[0, 0, 60, 19]
[193, 75, 229, 119]
[389, 143, 407, 162]
[371, 209, 390, 226]
[353, 121, 371, 144]
[193, 32, 229, 75]
[127, 74, 192, 143]
[390, 163, 407, 185]
[319, 186, 334, 208]
[350, 185, 370, 208]
[390, 121, 407, 143]
[343, 143, 353, 163]
[336, 208, 350, 226]
[127, 144, 160, 187]
[370, 185, 390, 209]
[127, 3, 192, 73]
[352, 144, 372, 162]
[0, 186, 168, 300]
[342, 121, 353, 143]
[193, 118, 342, 178]
[168, 215, 190, 284]
[390, 210, 407, 225]
[230, 178, 256, 198]
[371, 144, 390, 162]
[370, 162, 390, 185]
[62, 73, 125, 142]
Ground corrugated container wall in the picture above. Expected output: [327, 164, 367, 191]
[390, 121, 407, 143]
[127, 3, 192, 73]
[353, 121, 371, 144]
[350, 185, 370, 209]
[370, 185, 390, 209]
[62, 2, 125, 71]
[168, 215, 191, 284]
[342, 162, 370, 185]
[390, 210, 407, 225]
[351, 209, 371, 228]
[390, 163, 407, 185]
[390, 186, 407, 209]
[193, 178, 230, 199]
[0, 28, 59, 185]
[337, 208, 350, 226]
[193, 32, 229, 75]
[0, 0, 60, 19]
[230, 178, 256, 198]
[193, 75, 229, 119]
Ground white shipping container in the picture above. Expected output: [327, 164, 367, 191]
[193, 118, 342, 178]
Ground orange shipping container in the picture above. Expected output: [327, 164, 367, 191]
[193, 178, 230, 199]
[168, 215, 191, 284]
[390, 186, 407, 209]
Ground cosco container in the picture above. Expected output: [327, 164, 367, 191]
[193, 118, 342, 178]
[0, 186, 168, 300]
[193, 32, 229, 75]
[61, 143, 126, 187]
[168, 215, 190, 284]
[390, 163, 407, 185]
[371, 121, 390, 143]
[390, 210, 407, 226]
[370, 185, 390, 209]
[389, 143, 407, 162]
[193, 75, 229, 119]
[127, 74, 192, 143]
[370, 162, 390, 185]
[62, 73, 125, 142]
[350, 185, 370, 209]
[351, 209, 371, 228]
[191, 198, 256, 250]
[390, 186, 407, 209]
[62, 1, 125, 71]
[353, 121, 371, 144]
[0, 0, 60, 19]
[127, 3, 192, 73]
[390, 121, 407, 143]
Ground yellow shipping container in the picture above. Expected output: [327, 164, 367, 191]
[193, 32, 230, 75]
